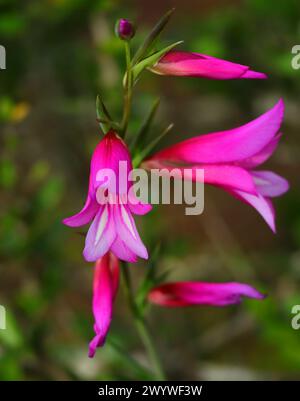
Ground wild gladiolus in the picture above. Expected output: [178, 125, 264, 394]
[143, 100, 289, 232]
[63, 131, 151, 263]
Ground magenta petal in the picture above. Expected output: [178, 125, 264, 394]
[148, 100, 284, 164]
[143, 160, 257, 194]
[242, 69, 268, 79]
[239, 133, 282, 168]
[90, 131, 133, 194]
[62, 195, 98, 227]
[83, 205, 116, 262]
[113, 203, 148, 260]
[148, 281, 265, 307]
[128, 194, 153, 215]
[88, 253, 119, 358]
[252, 170, 290, 197]
[152, 51, 267, 80]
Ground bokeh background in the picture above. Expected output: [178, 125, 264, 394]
[0, 0, 300, 380]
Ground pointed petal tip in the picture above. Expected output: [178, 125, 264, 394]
[137, 246, 149, 261]
[83, 248, 97, 263]
[242, 285, 266, 300]
[88, 348, 95, 358]
[62, 216, 76, 227]
[243, 70, 268, 79]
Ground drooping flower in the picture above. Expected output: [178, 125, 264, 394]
[63, 131, 151, 263]
[89, 253, 119, 358]
[148, 281, 265, 307]
[143, 99, 289, 232]
[150, 51, 267, 80]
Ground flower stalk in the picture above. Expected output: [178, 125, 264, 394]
[121, 262, 166, 380]
[121, 41, 133, 138]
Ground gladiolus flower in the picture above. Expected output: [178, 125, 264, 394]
[143, 99, 289, 232]
[150, 51, 267, 80]
[63, 131, 151, 263]
[148, 281, 265, 307]
[89, 253, 119, 358]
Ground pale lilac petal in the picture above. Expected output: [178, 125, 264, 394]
[113, 203, 148, 260]
[147, 100, 284, 164]
[230, 189, 276, 233]
[62, 195, 98, 227]
[83, 205, 116, 262]
[148, 281, 265, 307]
[143, 159, 257, 194]
[152, 51, 267, 80]
[110, 237, 138, 263]
[252, 171, 290, 197]
[89, 253, 119, 358]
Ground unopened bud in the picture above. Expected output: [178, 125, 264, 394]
[115, 19, 135, 41]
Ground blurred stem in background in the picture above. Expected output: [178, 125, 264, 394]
[121, 41, 133, 138]
[122, 262, 166, 380]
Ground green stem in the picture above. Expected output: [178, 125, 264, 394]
[121, 262, 166, 380]
[121, 41, 133, 138]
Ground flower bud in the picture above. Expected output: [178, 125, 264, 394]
[115, 19, 135, 41]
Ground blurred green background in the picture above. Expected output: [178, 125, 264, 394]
[0, 0, 300, 380]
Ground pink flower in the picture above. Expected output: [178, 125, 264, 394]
[63, 131, 151, 263]
[143, 99, 289, 232]
[150, 51, 267, 79]
[148, 281, 265, 307]
[89, 253, 119, 358]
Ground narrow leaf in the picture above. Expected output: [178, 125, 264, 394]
[132, 8, 175, 65]
[131, 41, 183, 83]
[96, 95, 113, 134]
[133, 123, 174, 167]
[130, 97, 160, 151]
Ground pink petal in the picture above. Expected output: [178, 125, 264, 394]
[242, 69, 268, 79]
[128, 193, 153, 215]
[147, 100, 284, 165]
[113, 203, 148, 260]
[143, 159, 257, 194]
[89, 253, 119, 358]
[239, 133, 282, 168]
[63, 131, 133, 227]
[148, 281, 265, 307]
[252, 170, 290, 197]
[83, 205, 116, 262]
[90, 131, 133, 195]
[152, 51, 267, 80]
[62, 194, 98, 227]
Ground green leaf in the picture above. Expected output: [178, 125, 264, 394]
[132, 8, 176, 65]
[0, 309, 24, 349]
[130, 41, 183, 84]
[96, 95, 114, 134]
[130, 97, 160, 152]
[133, 123, 174, 168]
